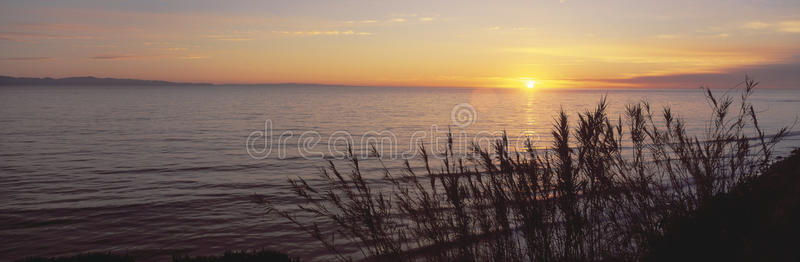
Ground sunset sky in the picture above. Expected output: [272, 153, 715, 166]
[1, 0, 799, 88]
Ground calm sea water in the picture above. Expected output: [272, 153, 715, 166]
[1, 85, 798, 261]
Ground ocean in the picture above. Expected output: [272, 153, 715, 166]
[1, 85, 798, 261]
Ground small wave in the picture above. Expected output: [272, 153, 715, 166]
[95, 163, 278, 175]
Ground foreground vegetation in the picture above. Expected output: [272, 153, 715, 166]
[267, 77, 794, 261]
[17, 148, 799, 262]
[647, 147, 800, 261]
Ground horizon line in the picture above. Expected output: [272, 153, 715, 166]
[1, 74, 793, 90]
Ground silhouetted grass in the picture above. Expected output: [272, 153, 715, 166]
[266, 77, 792, 261]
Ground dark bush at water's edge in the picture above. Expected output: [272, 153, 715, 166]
[647, 148, 800, 262]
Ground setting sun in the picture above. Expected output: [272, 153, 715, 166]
[526, 80, 536, 89]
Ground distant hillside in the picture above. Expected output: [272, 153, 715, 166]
[0, 76, 213, 86]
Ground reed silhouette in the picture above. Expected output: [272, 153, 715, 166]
[265, 77, 792, 261]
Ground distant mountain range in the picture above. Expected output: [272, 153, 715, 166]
[0, 76, 213, 86]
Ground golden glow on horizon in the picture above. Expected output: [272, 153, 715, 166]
[0, 1, 798, 88]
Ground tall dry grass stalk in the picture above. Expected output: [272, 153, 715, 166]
[265, 77, 790, 261]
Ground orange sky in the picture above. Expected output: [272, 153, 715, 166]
[1, 0, 799, 88]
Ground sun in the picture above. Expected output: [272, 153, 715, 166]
[526, 80, 536, 89]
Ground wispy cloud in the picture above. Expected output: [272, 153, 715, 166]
[486, 26, 536, 34]
[742, 20, 800, 33]
[205, 35, 253, 41]
[593, 59, 800, 89]
[0, 32, 95, 42]
[656, 34, 678, 39]
[91, 54, 145, 60]
[143, 41, 175, 46]
[743, 21, 771, 29]
[511, 27, 535, 31]
[505, 44, 781, 79]
[176, 55, 209, 60]
[343, 14, 439, 27]
[346, 19, 378, 24]
[778, 20, 800, 33]
[218, 38, 252, 41]
[0, 56, 53, 61]
[272, 30, 372, 36]
[90, 53, 207, 60]
[12, 23, 99, 32]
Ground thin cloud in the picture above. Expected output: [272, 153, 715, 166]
[177, 55, 209, 60]
[504, 45, 779, 77]
[91, 54, 144, 60]
[778, 20, 800, 33]
[12, 23, 99, 32]
[0, 32, 95, 42]
[217, 38, 252, 41]
[272, 30, 372, 36]
[487, 26, 535, 33]
[743, 21, 771, 29]
[347, 19, 378, 24]
[742, 20, 800, 33]
[656, 34, 678, 39]
[345, 14, 439, 26]
[90, 54, 203, 60]
[143, 41, 175, 46]
[205, 35, 253, 41]
[90, 54, 207, 60]
[0, 57, 52, 61]
[592, 59, 800, 89]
